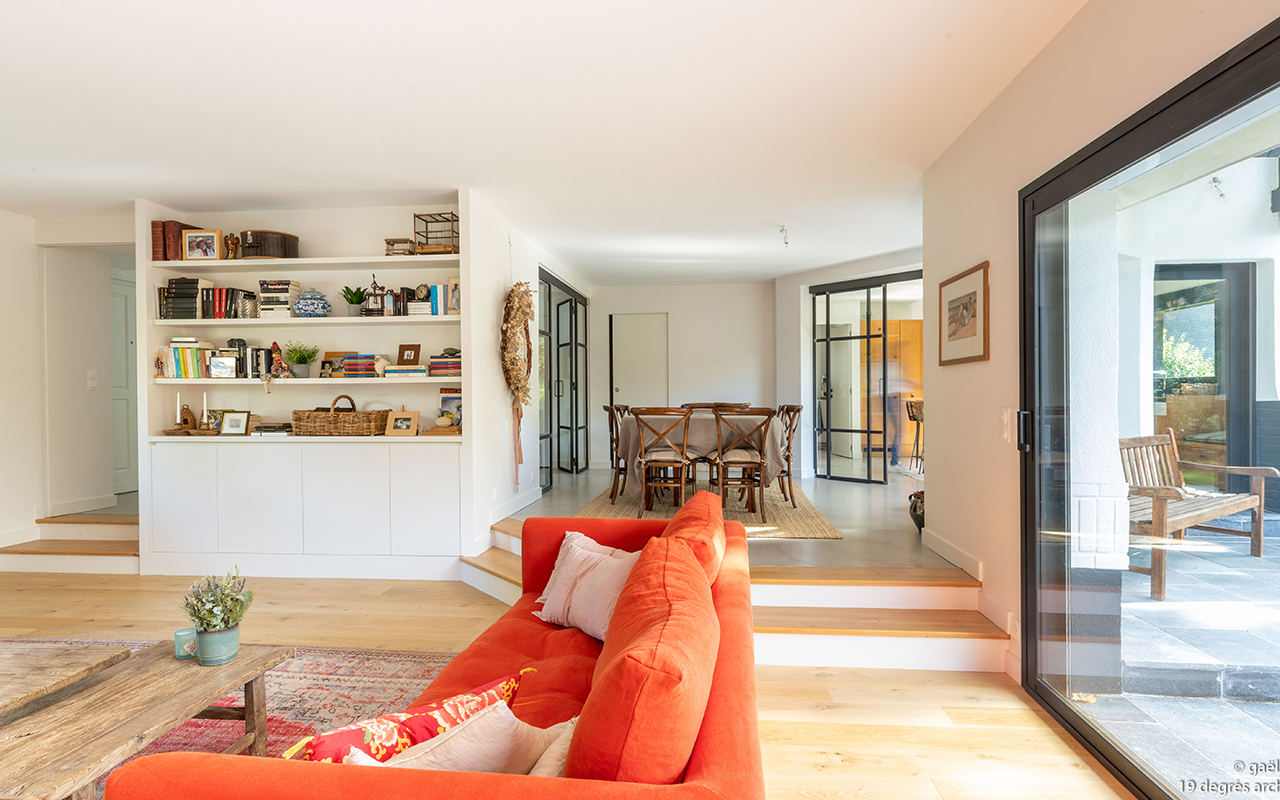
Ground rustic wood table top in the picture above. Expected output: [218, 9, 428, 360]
[0, 644, 131, 723]
[0, 641, 294, 800]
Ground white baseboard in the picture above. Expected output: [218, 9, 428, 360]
[1005, 642, 1022, 682]
[491, 487, 542, 524]
[754, 632, 1007, 672]
[750, 583, 978, 610]
[0, 526, 40, 548]
[977, 591, 1014, 634]
[0, 554, 139, 574]
[921, 526, 982, 581]
[47, 495, 117, 517]
[138, 552, 462, 581]
[461, 563, 522, 606]
[588, 459, 611, 470]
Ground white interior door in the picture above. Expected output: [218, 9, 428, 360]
[111, 278, 138, 493]
[611, 313, 668, 407]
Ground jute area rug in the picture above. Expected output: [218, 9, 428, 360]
[4, 638, 455, 797]
[574, 483, 842, 540]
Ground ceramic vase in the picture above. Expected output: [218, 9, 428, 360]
[290, 363, 310, 379]
[293, 288, 331, 318]
[347, 303, 362, 317]
[196, 625, 240, 666]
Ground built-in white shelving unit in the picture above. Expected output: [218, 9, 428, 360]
[154, 377, 460, 385]
[153, 316, 460, 328]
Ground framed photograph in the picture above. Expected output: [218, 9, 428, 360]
[324, 350, 356, 377]
[397, 344, 421, 365]
[220, 410, 250, 435]
[206, 409, 232, 431]
[209, 356, 237, 378]
[318, 360, 333, 379]
[938, 261, 990, 366]
[182, 229, 224, 261]
[385, 410, 420, 436]
[446, 276, 461, 315]
[439, 390, 462, 427]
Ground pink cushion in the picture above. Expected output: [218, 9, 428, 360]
[533, 531, 641, 640]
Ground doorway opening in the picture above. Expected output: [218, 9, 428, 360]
[538, 269, 589, 490]
[811, 271, 924, 484]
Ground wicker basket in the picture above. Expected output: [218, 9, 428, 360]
[292, 395, 388, 436]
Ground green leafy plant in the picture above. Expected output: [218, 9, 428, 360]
[341, 286, 367, 304]
[1162, 332, 1214, 379]
[180, 567, 256, 632]
[284, 340, 320, 365]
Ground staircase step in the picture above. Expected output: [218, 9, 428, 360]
[753, 606, 1008, 639]
[491, 517, 523, 540]
[460, 548, 523, 607]
[0, 539, 139, 557]
[750, 565, 978, 587]
[36, 514, 139, 525]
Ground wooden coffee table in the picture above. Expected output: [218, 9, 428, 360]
[0, 641, 294, 800]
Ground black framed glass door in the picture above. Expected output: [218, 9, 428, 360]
[541, 269, 588, 476]
[538, 278, 552, 492]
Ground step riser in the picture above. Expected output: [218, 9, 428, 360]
[492, 532, 522, 556]
[0, 554, 140, 574]
[460, 563, 522, 606]
[751, 583, 978, 610]
[38, 524, 139, 542]
[754, 632, 1009, 672]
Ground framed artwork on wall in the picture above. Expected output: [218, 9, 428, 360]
[938, 261, 990, 366]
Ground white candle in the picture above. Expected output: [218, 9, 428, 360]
[176, 392, 181, 424]
[202, 392, 207, 424]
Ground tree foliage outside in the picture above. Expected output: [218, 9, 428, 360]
[1162, 332, 1215, 379]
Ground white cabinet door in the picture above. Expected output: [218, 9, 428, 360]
[303, 445, 390, 555]
[390, 446, 461, 556]
[151, 444, 218, 552]
[217, 445, 303, 554]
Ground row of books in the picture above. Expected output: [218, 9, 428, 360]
[160, 338, 272, 379]
[150, 220, 200, 261]
[158, 278, 259, 320]
[428, 354, 461, 376]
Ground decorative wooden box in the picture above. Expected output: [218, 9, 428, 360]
[241, 229, 300, 259]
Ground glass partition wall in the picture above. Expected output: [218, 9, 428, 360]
[1022, 21, 1280, 800]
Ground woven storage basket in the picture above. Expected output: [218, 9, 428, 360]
[292, 395, 388, 436]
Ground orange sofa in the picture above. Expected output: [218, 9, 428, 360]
[105, 515, 765, 800]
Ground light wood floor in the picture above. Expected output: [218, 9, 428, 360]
[0, 573, 1135, 800]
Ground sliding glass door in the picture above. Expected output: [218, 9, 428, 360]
[1022, 22, 1280, 800]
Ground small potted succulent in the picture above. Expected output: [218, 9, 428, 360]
[341, 286, 367, 317]
[284, 340, 320, 378]
[180, 567, 256, 666]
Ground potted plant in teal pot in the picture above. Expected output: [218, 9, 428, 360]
[181, 568, 256, 666]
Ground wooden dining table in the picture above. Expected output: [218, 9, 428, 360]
[617, 411, 785, 498]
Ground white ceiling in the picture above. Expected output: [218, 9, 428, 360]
[0, 1, 1087, 286]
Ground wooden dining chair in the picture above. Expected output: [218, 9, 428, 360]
[775, 404, 802, 508]
[710, 407, 776, 523]
[680, 403, 716, 410]
[603, 404, 630, 503]
[631, 407, 698, 518]
[905, 400, 924, 472]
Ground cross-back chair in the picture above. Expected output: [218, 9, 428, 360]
[774, 405, 802, 508]
[630, 407, 698, 518]
[604, 404, 630, 503]
[711, 407, 776, 522]
[905, 399, 924, 472]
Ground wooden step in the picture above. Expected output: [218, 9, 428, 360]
[36, 514, 139, 525]
[0, 539, 139, 557]
[752, 606, 1009, 640]
[491, 517, 523, 540]
[750, 565, 978, 587]
[460, 548, 521, 587]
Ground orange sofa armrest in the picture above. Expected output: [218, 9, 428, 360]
[521, 517, 668, 596]
[105, 751, 723, 800]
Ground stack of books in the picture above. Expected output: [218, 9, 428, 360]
[384, 365, 428, 379]
[162, 337, 218, 378]
[407, 301, 433, 316]
[161, 277, 214, 319]
[258, 280, 300, 319]
[343, 354, 377, 378]
[428, 354, 462, 377]
[250, 422, 293, 437]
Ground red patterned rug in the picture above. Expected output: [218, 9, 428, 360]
[6, 638, 455, 797]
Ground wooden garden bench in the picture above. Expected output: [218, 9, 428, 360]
[1119, 428, 1277, 600]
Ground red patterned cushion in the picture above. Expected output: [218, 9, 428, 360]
[288, 671, 529, 763]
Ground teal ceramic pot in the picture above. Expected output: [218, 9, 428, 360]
[196, 625, 240, 666]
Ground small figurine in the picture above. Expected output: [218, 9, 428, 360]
[374, 355, 389, 377]
[269, 341, 292, 378]
[156, 349, 165, 377]
[223, 232, 240, 260]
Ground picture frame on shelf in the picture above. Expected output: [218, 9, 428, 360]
[447, 276, 461, 315]
[397, 344, 421, 366]
[220, 411, 250, 435]
[324, 351, 356, 378]
[206, 409, 231, 431]
[182, 229, 224, 261]
[318, 360, 333, 379]
[209, 357, 237, 379]
[440, 389, 462, 427]
[385, 411, 420, 436]
[938, 261, 990, 366]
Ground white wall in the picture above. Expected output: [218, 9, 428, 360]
[921, 0, 1280, 677]
[43, 247, 116, 514]
[461, 190, 579, 539]
[773, 248, 922, 477]
[0, 210, 45, 543]
[588, 282, 775, 468]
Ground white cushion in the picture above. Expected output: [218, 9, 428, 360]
[533, 532, 641, 640]
[342, 702, 572, 775]
[528, 716, 577, 777]
[535, 531, 635, 604]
